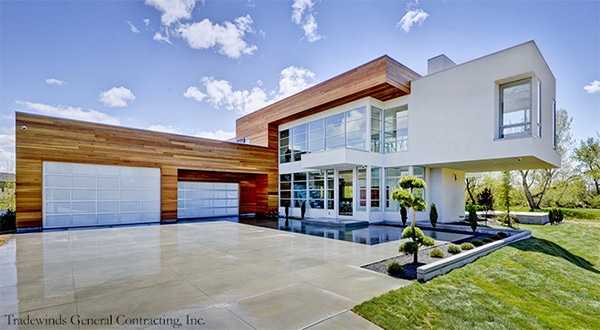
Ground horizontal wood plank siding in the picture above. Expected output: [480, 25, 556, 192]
[16, 113, 278, 229]
[236, 55, 420, 147]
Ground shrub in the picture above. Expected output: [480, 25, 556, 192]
[471, 239, 483, 247]
[387, 261, 404, 275]
[497, 232, 509, 238]
[429, 203, 438, 228]
[300, 201, 306, 220]
[489, 234, 501, 241]
[0, 209, 16, 233]
[461, 242, 475, 250]
[548, 208, 556, 225]
[467, 205, 478, 232]
[430, 248, 444, 258]
[482, 237, 493, 243]
[447, 245, 461, 254]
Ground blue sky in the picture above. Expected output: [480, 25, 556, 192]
[1, 0, 599, 171]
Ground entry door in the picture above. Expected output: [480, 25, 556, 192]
[338, 170, 353, 216]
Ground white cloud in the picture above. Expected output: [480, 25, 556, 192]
[153, 31, 174, 45]
[16, 101, 120, 125]
[185, 65, 317, 115]
[291, 0, 322, 42]
[127, 21, 140, 33]
[100, 86, 136, 107]
[195, 129, 235, 141]
[148, 124, 180, 134]
[583, 80, 600, 94]
[183, 86, 207, 102]
[177, 15, 257, 59]
[276, 66, 316, 98]
[143, 18, 151, 27]
[144, 0, 196, 26]
[45, 78, 66, 86]
[397, 8, 430, 33]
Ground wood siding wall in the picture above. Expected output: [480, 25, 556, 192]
[236, 55, 420, 147]
[15, 113, 278, 229]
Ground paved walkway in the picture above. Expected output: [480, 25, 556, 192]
[0, 221, 411, 329]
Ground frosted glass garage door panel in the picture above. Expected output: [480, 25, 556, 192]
[42, 162, 160, 229]
[177, 182, 239, 219]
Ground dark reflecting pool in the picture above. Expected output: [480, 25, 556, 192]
[232, 217, 474, 246]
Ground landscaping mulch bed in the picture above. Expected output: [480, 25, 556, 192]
[362, 244, 453, 280]
[362, 229, 497, 280]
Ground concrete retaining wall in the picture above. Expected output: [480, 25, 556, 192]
[416, 229, 531, 282]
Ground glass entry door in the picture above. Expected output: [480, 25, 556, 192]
[338, 170, 353, 216]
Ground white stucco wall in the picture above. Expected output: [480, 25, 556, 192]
[402, 40, 560, 171]
[429, 168, 466, 223]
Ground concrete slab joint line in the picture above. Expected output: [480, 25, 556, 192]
[0, 222, 405, 330]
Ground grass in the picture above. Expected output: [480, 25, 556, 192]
[353, 217, 600, 329]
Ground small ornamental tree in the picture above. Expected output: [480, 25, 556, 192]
[392, 176, 434, 263]
[429, 203, 438, 228]
[392, 176, 427, 227]
[477, 187, 494, 224]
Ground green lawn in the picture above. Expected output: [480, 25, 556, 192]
[353, 218, 600, 329]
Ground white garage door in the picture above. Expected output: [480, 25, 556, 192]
[43, 162, 161, 229]
[178, 182, 239, 219]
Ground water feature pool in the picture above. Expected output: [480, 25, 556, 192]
[235, 217, 474, 246]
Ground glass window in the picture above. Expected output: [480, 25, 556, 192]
[371, 167, 381, 211]
[308, 119, 325, 153]
[326, 169, 335, 210]
[308, 171, 325, 209]
[279, 174, 291, 207]
[325, 113, 345, 150]
[552, 99, 557, 150]
[500, 78, 531, 138]
[279, 129, 291, 164]
[292, 124, 307, 162]
[345, 107, 367, 150]
[293, 172, 307, 207]
[371, 107, 382, 153]
[357, 168, 367, 211]
[412, 166, 426, 199]
[384, 106, 408, 153]
[536, 79, 542, 138]
[385, 166, 409, 212]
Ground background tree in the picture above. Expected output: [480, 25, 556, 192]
[574, 135, 600, 195]
[476, 187, 494, 223]
[498, 171, 516, 227]
[518, 108, 574, 210]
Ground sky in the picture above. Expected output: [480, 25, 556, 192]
[1, 0, 599, 172]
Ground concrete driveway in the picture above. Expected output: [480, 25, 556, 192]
[0, 221, 410, 329]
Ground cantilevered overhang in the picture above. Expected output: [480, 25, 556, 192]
[422, 155, 560, 173]
[301, 148, 382, 170]
[236, 55, 421, 147]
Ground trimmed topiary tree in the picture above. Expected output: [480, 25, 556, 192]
[429, 203, 438, 228]
[300, 201, 306, 220]
[398, 226, 435, 264]
[393, 176, 434, 263]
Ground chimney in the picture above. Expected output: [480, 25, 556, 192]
[427, 54, 456, 75]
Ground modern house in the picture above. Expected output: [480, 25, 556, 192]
[14, 40, 560, 231]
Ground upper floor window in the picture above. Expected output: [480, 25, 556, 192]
[500, 78, 531, 138]
[384, 105, 408, 153]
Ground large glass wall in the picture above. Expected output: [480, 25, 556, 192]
[279, 106, 368, 163]
[357, 167, 367, 211]
[281, 171, 327, 209]
[279, 104, 409, 164]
